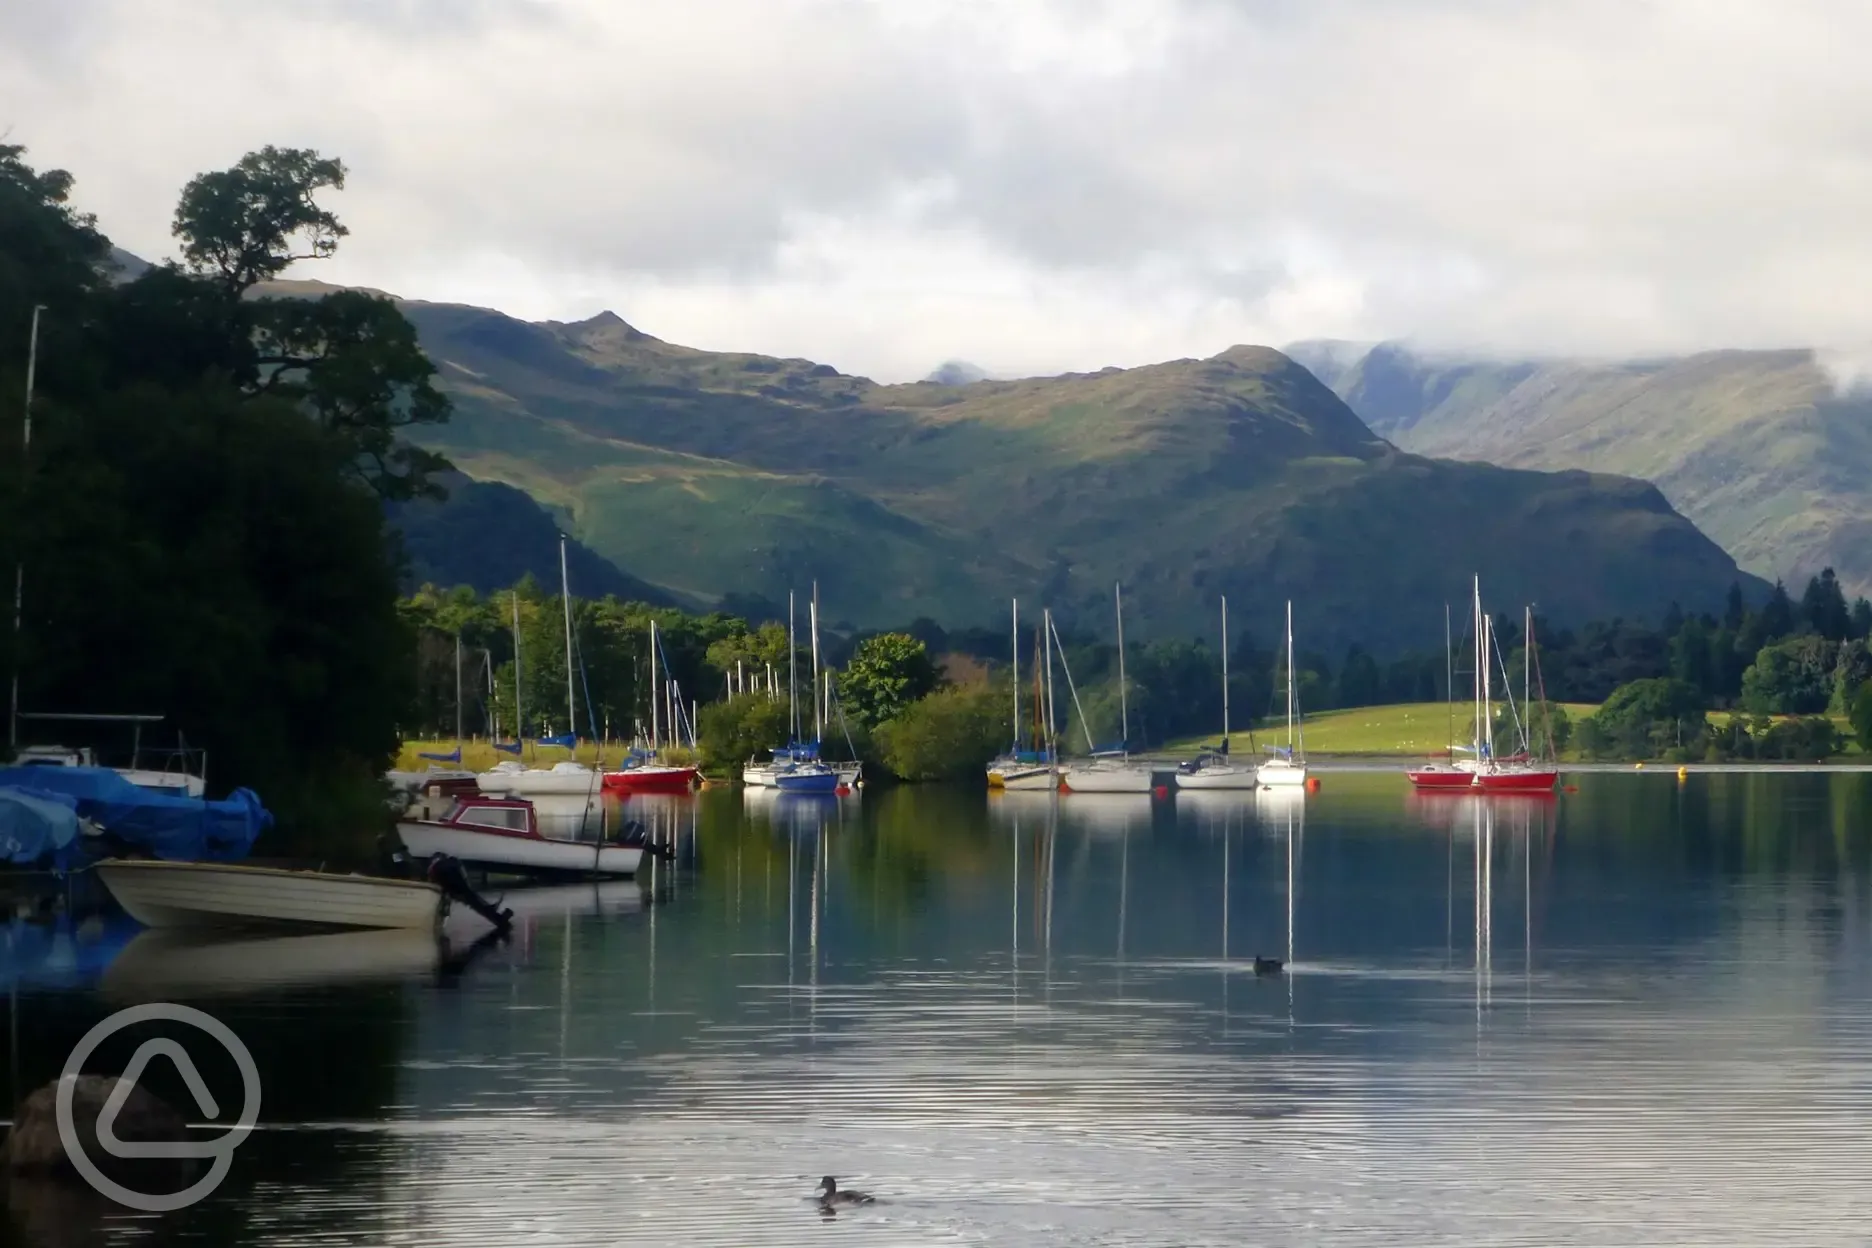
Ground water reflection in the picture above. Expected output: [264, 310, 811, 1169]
[8, 775, 1872, 1244]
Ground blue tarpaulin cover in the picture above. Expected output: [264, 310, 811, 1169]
[0, 786, 81, 866]
[0, 766, 268, 862]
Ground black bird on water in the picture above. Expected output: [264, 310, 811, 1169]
[1253, 955, 1284, 976]
[817, 1176, 874, 1209]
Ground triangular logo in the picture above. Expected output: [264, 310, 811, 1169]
[96, 1039, 224, 1160]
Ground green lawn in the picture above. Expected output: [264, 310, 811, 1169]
[1164, 701, 1600, 757]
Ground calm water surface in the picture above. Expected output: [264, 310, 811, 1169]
[6, 773, 1872, 1246]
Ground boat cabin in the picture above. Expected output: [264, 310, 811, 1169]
[430, 796, 540, 839]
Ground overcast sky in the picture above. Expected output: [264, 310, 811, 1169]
[5, 0, 1870, 381]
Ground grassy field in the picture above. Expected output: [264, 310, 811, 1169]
[1164, 701, 1600, 757]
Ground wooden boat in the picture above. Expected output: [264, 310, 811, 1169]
[397, 795, 644, 877]
[95, 859, 443, 930]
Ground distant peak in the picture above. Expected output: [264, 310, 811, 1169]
[1208, 344, 1292, 372]
[568, 310, 655, 343]
[924, 359, 992, 385]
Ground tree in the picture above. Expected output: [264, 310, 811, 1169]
[875, 685, 1005, 781]
[1580, 678, 1707, 759]
[1723, 582, 1747, 631]
[1741, 636, 1837, 715]
[841, 633, 940, 728]
[1852, 683, 1872, 754]
[698, 693, 791, 772]
[1335, 644, 1383, 708]
[1760, 580, 1796, 640]
[173, 146, 348, 294]
[1854, 598, 1872, 642]
[169, 146, 451, 500]
[1802, 568, 1852, 641]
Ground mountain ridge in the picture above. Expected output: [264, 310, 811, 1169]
[387, 297, 1762, 651]
[1300, 339, 1872, 596]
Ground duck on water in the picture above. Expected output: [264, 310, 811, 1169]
[817, 1176, 873, 1210]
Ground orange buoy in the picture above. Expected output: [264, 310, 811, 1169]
[835, 785, 852, 796]
[1152, 784, 1170, 798]
[1563, 784, 1579, 794]
[1306, 776, 1322, 793]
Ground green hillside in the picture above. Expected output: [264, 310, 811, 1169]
[1306, 341, 1872, 598]
[380, 301, 1762, 651]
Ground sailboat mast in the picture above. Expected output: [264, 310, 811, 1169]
[1445, 602, 1454, 753]
[649, 620, 660, 749]
[1012, 599, 1020, 751]
[788, 591, 799, 742]
[1472, 577, 1483, 757]
[511, 592, 524, 743]
[1523, 604, 1531, 745]
[1114, 583, 1129, 748]
[1285, 600, 1296, 749]
[558, 533, 575, 744]
[810, 582, 822, 745]
[1043, 609, 1058, 757]
[454, 632, 463, 750]
[1220, 596, 1230, 744]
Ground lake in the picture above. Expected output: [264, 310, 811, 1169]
[6, 771, 1872, 1246]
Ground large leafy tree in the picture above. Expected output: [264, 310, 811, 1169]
[840, 633, 940, 729]
[167, 145, 450, 500]
[1, 141, 434, 846]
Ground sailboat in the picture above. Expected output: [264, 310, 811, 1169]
[744, 590, 839, 793]
[1407, 579, 1558, 793]
[1177, 596, 1258, 790]
[1060, 586, 1154, 794]
[1257, 601, 1308, 789]
[1474, 604, 1559, 793]
[987, 600, 1058, 790]
[477, 536, 600, 797]
[601, 619, 701, 794]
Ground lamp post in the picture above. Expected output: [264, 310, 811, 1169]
[9, 304, 44, 752]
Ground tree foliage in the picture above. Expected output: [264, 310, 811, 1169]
[840, 633, 940, 729]
[875, 685, 1007, 781]
[1, 141, 434, 843]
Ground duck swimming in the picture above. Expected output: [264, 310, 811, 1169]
[817, 1176, 874, 1208]
[1253, 955, 1284, 975]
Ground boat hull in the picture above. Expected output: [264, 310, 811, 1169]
[600, 766, 698, 794]
[476, 768, 600, 796]
[774, 769, 840, 794]
[96, 860, 442, 931]
[1257, 761, 1309, 788]
[989, 765, 1058, 791]
[1060, 764, 1154, 794]
[397, 821, 643, 877]
[1406, 765, 1478, 790]
[1475, 767, 1559, 793]
[1176, 764, 1259, 790]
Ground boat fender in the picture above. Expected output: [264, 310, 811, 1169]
[426, 854, 514, 932]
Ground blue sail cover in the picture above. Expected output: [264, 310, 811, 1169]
[0, 787, 81, 867]
[0, 767, 268, 862]
[493, 740, 523, 755]
[536, 733, 576, 750]
[419, 747, 462, 763]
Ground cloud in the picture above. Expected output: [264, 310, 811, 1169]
[5, 0, 1872, 380]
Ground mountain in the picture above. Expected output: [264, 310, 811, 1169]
[925, 360, 992, 385]
[389, 472, 677, 605]
[386, 301, 1760, 652]
[1304, 341, 1872, 596]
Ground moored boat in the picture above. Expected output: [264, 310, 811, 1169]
[397, 794, 646, 877]
[1176, 596, 1258, 790]
[95, 859, 443, 930]
[1259, 601, 1308, 790]
[476, 759, 602, 796]
[601, 752, 699, 794]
